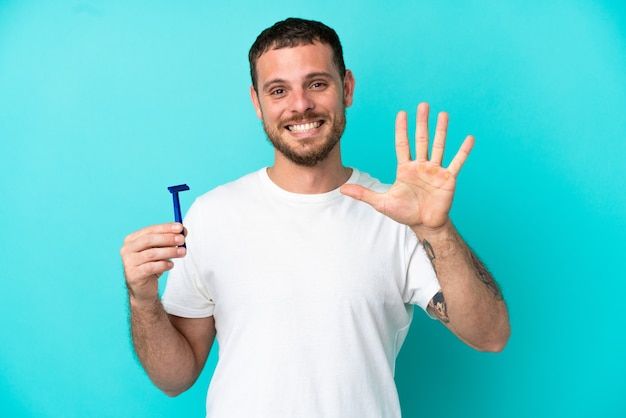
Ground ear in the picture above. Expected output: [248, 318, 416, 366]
[342, 70, 355, 108]
[250, 85, 263, 120]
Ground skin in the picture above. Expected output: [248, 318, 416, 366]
[121, 40, 510, 397]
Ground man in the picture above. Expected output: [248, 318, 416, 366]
[121, 17, 510, 417]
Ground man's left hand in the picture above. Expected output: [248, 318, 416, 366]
[340, 102, 474, 233]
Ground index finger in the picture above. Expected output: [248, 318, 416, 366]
[447, 135, 475, 176]
[123, 222, 184, 245]
[395, 111, 411, 165]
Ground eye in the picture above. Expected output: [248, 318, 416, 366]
[310, 81, 327, 90]
[270, 88, 285, 96]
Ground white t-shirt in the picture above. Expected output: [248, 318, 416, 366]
[162, 168, 440, 418]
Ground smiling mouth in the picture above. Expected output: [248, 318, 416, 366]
[285, 120, 324, 133]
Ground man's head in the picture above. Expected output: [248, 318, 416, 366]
[249, 18, 346, 93]
[248, 18, 354, 168]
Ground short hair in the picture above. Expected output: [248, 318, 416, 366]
[248, 17, 346, 92]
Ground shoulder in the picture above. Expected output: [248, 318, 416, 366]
[195, 169, 265, 205]
[182, 169, 265, 225]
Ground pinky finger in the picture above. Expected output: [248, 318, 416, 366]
[447, 135, 475, 176]
[136, 259, 175, 278]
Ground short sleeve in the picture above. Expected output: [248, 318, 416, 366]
[402, 229, 441, 312]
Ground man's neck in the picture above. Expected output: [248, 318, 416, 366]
[267, 152, 352, 194]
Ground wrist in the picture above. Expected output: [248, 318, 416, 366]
[410, 218, 455, 241]
[128, 290, 161, 311]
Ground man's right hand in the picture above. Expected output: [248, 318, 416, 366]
[120, 223, 187, 303]
[121, 222, 213, 396]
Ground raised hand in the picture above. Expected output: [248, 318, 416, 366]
[340, 102, 474, 232]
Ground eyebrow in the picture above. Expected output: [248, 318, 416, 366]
[261, 72, 335, 92]
[305, 71, 334, 81]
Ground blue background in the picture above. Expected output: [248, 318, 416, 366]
[1, 0, 625, 417]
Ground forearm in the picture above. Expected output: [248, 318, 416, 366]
[129, 296, 202, 396]
[415, 221, 510, 352]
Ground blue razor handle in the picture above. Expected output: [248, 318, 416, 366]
[167, 184, 190, 246]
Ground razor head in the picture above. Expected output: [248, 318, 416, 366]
[168, 184, 190, 194]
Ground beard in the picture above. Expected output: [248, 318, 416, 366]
[262, 109, 347, 167]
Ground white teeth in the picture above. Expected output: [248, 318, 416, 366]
[287, 121, 321, 132]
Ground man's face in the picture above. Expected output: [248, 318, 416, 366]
[250, 42, 355, 166]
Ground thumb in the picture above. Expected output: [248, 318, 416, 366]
[340, 184, 382, 208]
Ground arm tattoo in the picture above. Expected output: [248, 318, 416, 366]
[470, 252, 503, 301]
[423, 239, 437, 273]
[427, 291, 450, 323]
[422, 238, 501, 321]
[423, 240, 449, 322]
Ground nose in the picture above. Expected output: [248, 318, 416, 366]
[290, 88, 315, 114]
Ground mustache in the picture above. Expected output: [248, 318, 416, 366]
[281, 112, 326, 125]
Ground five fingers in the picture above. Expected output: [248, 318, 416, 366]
[396, 102, 473, 176]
